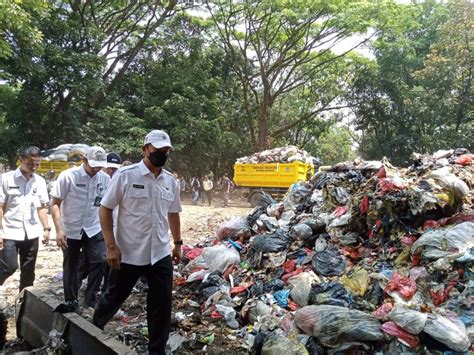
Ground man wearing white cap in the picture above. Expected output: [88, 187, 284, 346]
[51, 146, 111, 311]
[93, 130, 182, 354]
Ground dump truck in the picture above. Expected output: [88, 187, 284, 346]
[233, 161, 315, 206]
[16, 160, 81, 179]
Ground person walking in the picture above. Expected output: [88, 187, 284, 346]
[221, 173, 232, 207]
[93, 129, 182, 355]
[0, 146, 50, 291]
[51, 146, 110, 311]
[202, 175, 213, 206]
[191, 176, 200, 205]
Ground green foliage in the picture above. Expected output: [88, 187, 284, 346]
[0, 0, 47, 60]
[349, 1, 472, 165]
[307, 125, 356, 165]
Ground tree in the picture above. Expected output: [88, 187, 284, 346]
[0, 0, 180, 166]
[205, 0, 395, 151]
[347, 1, 472, 165]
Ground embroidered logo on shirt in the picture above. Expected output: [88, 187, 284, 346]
[132, 184, 145, 189]
[8, 186, 20, 189]
[76, 183, 86, 187]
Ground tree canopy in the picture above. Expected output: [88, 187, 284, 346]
[0, 0, 471, 174]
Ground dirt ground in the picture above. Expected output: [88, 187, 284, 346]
[2, 193, 252, 352]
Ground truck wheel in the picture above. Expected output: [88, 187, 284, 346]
[249, 192, 264, 207]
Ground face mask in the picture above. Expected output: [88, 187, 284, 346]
[148, 150, 168, 167]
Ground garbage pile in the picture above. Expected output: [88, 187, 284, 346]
[41, 143, 90, 162]
[170, 148, 473, 353]
[236, 146, 313, 164]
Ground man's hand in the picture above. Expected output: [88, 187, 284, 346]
[0, 236, 3, 251]
[106, 244, 121, 270]
[56, 231, 68, 250]
[43, 230, 50, 245]
[172, 245, 181, 264]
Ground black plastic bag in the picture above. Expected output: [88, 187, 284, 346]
[311, 247, 345, 276]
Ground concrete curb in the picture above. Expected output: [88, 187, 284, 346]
[15, 287, 135, 354]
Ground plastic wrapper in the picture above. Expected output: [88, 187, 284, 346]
[411, 222, 474, 259]
[423, 313, 471, 352]
[388, 304, 427, 334]
[261, 335, 309, 355]
[311, 248, 345, 276]
[186, 244, 240, 272]
[341, 268, 370, 297]
[216, 217, 250, 241]
[381, 321, 419, 348]
[294, 305, 384, 347]
[252, 231, 290, 253]
[288, 272, 318, 307]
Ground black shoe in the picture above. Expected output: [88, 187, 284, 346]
[54, 300, 78, 313]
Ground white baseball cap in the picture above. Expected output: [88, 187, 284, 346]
[144, 130, 172, 149]
[86, 146, 107, 168]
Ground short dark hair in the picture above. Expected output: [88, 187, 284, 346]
[19, 146, 41, 159]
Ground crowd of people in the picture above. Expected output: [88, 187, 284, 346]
[0, 130, 185, 354]
[186, 173, 233, 207]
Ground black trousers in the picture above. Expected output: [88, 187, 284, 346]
[0, 237, 39, 291]
[63, 231, 105, 307]
[93, 255, 173, 355]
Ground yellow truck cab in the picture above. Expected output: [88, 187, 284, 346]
[233, 161, 314, 206]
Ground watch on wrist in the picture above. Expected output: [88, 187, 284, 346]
[174, 240, 183, 246]
[43, 227, 52, 232]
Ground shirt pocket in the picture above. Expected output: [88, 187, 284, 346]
[161, 190, 175, 209]
[6, 189, 22, 207]
[126, 187, 148, 213]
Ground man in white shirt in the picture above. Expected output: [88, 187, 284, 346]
[51, 146, 110, 311]
[0, 146, 50, 291]
[93, 130, 182, 355]
[202, 175, 213, 206]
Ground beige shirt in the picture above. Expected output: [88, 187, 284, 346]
[203, 180, 213, 191]
[101, 161, 182, 266]
[0, 168, 48, 240]
[51, 165, 110, 239]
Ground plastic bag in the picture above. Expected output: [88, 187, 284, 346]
[381, 321, 419, 348]
[311, 248, 345, 277]
[215, 304, 239, 329]
[274, 289, 290, 308]
[288, 272, 318, 307]
[294, 305, 384, 347]
[216, 217, 250, 240]
[308, 281, 353, 308]
[384, 273, 417, 300]
[187, 244, 240, 272]
[423, 313, 470, 352]
[289, 224, 313, 242]
[411, 222, 474, 260]
[429, 167, 470, 198]
[388, 304, 427, 334]
[252, 231, 291, 253]
[261, 335, 309, 355]
[341, 268, 370, 297]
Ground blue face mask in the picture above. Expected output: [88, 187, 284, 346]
[149, 150, 168, 167]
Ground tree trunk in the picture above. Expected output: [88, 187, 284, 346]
[257, 103, 269, 151]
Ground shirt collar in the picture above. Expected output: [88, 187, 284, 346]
[138, 160, 163, 179]
[79, 164, 88, 177]
[14, 167, 36, 181]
